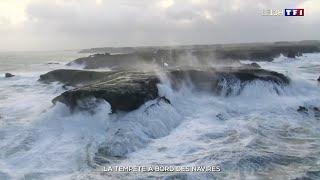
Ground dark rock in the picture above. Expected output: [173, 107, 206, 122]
[62, 84, 72, 90]
[39, 69, 114, 86]
[317, 76, 320, 81]
[76, 41, 320, 66]
[250, 62, 261, 68]
[67, 50, 236, 70]
[79, 47, 136, 54]
[297, 106, 308, 113]
[4, 73, 14, 78]
[67, 53, 153, 70]
[297, 106, 320, 120]
[216, 113, 227, 120]
[47, 62, 60, 65]
[52, 71, 160, 112]
[297, 106, 320, 113]
[158, 96, 171, 104]
[214, 43, 317, 61]
[48, 67, 289, 113]
[168, 68, 290, 96]
[313, 107, 320, 120]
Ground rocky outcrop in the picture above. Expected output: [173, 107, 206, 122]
[66, 53, 155, 70]
[45, 67, 290, 112]
[46, 62, 60, 65]
[40, 67, 290, 160]
[71, 41, 320, 69]
[317, 76, 320, 82]
[297, 106, 308, 113]
[39, 69, 115, 86]
[249, 63, 261, 68]
[209, 43, 317, 61]
[168, 68, 289, 96]
[5, 73, 14, 78]
[297, 106, 320, 119]
[51, 71, 160, 112]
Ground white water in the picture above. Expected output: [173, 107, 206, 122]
[0, 52, 320, 179]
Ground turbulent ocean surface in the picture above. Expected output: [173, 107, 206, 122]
[0, 51, 320, 180]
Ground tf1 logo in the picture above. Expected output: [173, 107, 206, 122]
[285, 9, 304, 16]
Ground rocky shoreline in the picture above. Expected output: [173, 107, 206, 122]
[40, 66, 290, 113]
[39, 40, 300, 113]
[72, 40, 320, 70]
[39, 66, 291, 158]
[38, 41, 320, 159]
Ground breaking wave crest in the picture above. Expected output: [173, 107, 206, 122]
[1, 53, 320, 179]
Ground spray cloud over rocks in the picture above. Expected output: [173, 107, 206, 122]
[1, 42, 320, 179]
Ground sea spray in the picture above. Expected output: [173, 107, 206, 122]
[0, 52, 320, 179]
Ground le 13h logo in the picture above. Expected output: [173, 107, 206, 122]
[285, 9, 304, 16]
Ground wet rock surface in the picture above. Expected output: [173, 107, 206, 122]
[51, 71, 160, 112]
[4, 73, 14, 78]
[297, 106, 320, 119]
[248, 62, 261, 68]
[297, 106, 308, 113]
[39, 69, 115, 86]
[166, 67, 290, 98]
[44, 67, 290, 113]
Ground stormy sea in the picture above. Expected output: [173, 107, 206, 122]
[0, 42, 320, 180]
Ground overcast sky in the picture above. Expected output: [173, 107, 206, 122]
[0, 0, 319, 51]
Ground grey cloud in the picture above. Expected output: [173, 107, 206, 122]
[0, 0, 319, 51]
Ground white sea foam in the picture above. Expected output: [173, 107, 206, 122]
[0, 52, 319, 179]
